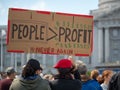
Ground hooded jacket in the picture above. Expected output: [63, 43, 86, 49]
[9, 75, 51, 90]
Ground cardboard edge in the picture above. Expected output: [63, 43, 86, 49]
[10, 8, 29, 11]
[42, 52, 58, 55]
[7, 50, 24, 53]
[36, 10, 51, 14]
[7, 20, 10, 45]
[75, 54, 89, 56]
[56, 12, 93, 18]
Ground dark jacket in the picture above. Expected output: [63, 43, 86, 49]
[108, 72, 120, 90]
[9, 75, 51, 90]
[50, 79, 81, 90]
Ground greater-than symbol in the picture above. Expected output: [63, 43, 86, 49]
[47, 27, 57, 41]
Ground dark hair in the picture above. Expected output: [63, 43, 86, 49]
[22, 58, 42, 78]
[54, 68, 73, 79]
[5, 67, 15, 76]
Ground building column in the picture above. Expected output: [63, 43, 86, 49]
[27, 53, 30, 61]
[42, 54, 46, 68]
[105, 27, 110, 63]
[98, 28, 103, 63]
[19, 53, 25, 72]
[15, 53, 17, 72]
[21, 53, 25, 67]
[53, 55, 57, 65]
[11, 53, 14, 67]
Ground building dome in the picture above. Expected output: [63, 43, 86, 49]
[99, 0, 120, 9]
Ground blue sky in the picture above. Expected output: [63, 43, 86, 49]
[0, 0, 98, 25]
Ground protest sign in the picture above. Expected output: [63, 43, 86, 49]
[7, 8, 93, 56]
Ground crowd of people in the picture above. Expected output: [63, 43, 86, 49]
[0, 57, 120, 90]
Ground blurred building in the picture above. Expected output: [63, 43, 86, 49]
[90, 0, 120, 66]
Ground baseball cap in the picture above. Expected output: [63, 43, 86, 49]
[53, 59, 73, 68]
[27, 59, 43, 71]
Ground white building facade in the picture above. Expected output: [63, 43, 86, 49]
[90, 0, 120, 66]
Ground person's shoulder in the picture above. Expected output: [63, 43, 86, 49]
[0, 78, 6, 82]
[0, 79, 6, 84]
[11, 77, 21, 85]
[100, 83, 104, 86]
[82, 80, 96, 90]
[109, 72, 120, 85]
[38, 76, 50, 84]
[90, 79, 100, 85]
[113, 72, 120, 76]
[70, 79, 81, 86]
[49, 79, 58, 85]
[101, 83, 106, 87]
[109, 72, 120, 84]
[83, 79, 95, 84]
[90, 80, 103, 90]
[74, 79, 81, 83]
[0, 78, 12, 83]
[82, 80, 93, 85]
[67, 79, 81, 84]
[113, 72, 120, 78]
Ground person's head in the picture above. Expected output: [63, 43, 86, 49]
[102, 70, 113, 83]
[22, 58, 42, 78]
[5, 67, 16, 79]
[75, 61, 90, 81]
[75, 60, 87, 75]
[97, 75, 104, 84]
[53, 59, 74, 79]
[90, 69, 99, 80]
